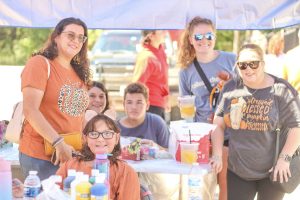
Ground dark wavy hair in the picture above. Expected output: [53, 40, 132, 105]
[80, 114, 121, 164]
[88, 81, 110, 113]
[33, 17, 90, 83]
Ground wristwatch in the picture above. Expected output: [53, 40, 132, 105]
[279, 153, 292, 162]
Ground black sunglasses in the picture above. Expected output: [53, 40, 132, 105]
[194, 32, 215, 41]
[236, 61, 261, 70]
[87, 130, 115, 139]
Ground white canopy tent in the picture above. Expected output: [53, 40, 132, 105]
[0, 0, 299, 29]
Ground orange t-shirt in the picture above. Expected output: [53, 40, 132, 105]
[20, 55, 89, 161]
[56, 158, 140, 200]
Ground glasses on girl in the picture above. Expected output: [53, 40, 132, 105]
[236, 61, 261, 70]
[194, 32, 215, 41]
[62, 31, 87, 43]
[87, 130, 115, 139]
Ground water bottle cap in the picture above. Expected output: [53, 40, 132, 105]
[0, 157, 11, 172]
[82, 174, 89, 181]
[29, 170, 38, 175]
[95, 173, 106, 183]
[75, 171, 84, 178]
[67, 169, 76, 176]
[91, 169, 100, 176]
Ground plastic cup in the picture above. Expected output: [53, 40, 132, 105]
[180, 142, 198, 164]
[178, 95, 196, 122]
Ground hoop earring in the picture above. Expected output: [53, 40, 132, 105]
[72, 54, 80, 64]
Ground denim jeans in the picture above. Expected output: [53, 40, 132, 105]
[19, 152, 59, 181]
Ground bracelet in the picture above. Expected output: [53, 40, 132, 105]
[52, 136, 64, 147]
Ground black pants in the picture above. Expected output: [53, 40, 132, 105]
[227, 170, 285, 200]
[148, 105, 165, 119]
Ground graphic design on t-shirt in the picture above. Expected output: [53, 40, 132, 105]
[58, 82, 89, 117]
[224, 96, 273, 132]
[191, 76, 219, 90]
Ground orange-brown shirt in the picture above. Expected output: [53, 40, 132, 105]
[20, 55, 89, 161]
[56, 158, 140, 200]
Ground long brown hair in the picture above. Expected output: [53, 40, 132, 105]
[177, 16, 215, 68]
[80, 114, 121, 164]
[33, 17, 90, 84]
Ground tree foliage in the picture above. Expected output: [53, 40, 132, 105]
[0, 28, 101, 65]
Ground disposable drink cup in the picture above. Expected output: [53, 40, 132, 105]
[180, 142, 198, 164]
[178, 95, 195, 122]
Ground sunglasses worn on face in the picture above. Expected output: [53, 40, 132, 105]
[237, 61, 261, 70]
[87, 130, 115, 139]
[62, 31, 87, 43]
[194, 32, 215, 41]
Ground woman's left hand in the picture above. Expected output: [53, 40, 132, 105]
[270, 159, 291, 183]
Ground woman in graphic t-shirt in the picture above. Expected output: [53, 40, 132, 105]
[211, 44, 300, 200]
[20, 17, 90, 180]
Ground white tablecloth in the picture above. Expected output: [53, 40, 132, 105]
[126, 159, 211, 175]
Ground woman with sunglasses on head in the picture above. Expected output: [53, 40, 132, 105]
[178, 16, 236, 200]
[85, 81, 117, 123]
[132, 30, 169, 119]
[211, 44, 300, 200]
[20, 17, 90, 180]
[56, 114, 140, 199]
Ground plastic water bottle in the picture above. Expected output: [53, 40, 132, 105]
[23, 171, 41, 199]
[75, 174, 92, 200]
[70, 171, 83, 200]
[89, 169, 100, 185]
[90, 173, 108, 200]
[63, 169, 76, 193]
[0, 157, 12, 200]
[187, 173, 203, 200]
[94, 153, 110, 198]
[94, 154, 109, 177]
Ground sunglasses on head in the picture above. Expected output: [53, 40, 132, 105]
[236, 61, 261, 70]
[62, 31, 87, 43]
[194, 32, 215, 41]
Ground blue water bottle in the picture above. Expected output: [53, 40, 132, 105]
[23, 171, 41, 199]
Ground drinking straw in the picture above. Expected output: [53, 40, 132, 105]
[189, 129, 192, 144]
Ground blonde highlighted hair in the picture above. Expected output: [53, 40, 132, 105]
[177, 16, 215, 68]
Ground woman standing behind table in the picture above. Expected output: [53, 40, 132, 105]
[20, 17, 90, 180]
[178, 16, 236, 200]
[211, 44, 300, 200]
[85, 81, 117, 122]
[132, 30, 169, 119]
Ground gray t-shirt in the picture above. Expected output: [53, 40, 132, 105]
[179, 51, 236, 123]
[117, 113, 170, 148]
[215, 75, 300, 180]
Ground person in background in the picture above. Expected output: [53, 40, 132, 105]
[85, 81, 116, 123]
[211, 44, 300, 200]
[264, 31, 285, 78]
[12, 114, 141, 200]
[118, 82, 169, 149]
[132, 30, 170, 119]
[283, 29, 300, 92]
[178, 16, 236, 200]
[118, 83, 180, 200]
[20, 17, 90, 180]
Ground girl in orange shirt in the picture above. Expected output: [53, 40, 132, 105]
[56, 114, 140, 200]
